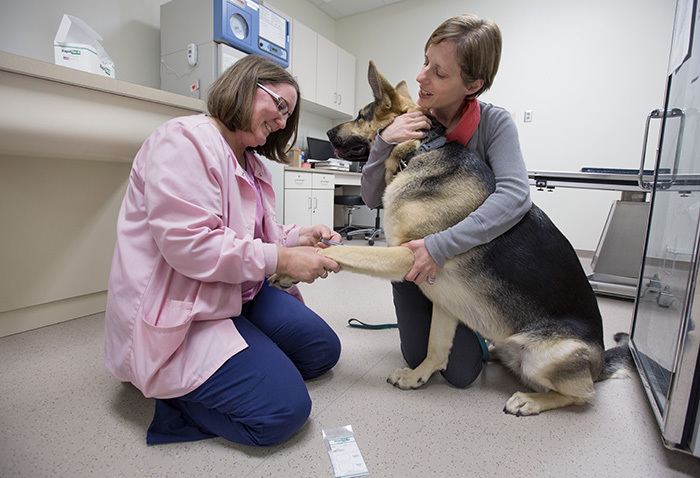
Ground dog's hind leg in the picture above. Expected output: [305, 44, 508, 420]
[502, 338, 601, 416]
[388, 305, 457, 389]
[504, 390, 586, 416]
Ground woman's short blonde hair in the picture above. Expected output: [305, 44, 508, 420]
[426, 14, 502, 99]
[207, 54, 300, 164]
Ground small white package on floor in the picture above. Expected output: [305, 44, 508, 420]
[322, 425, 370, 477]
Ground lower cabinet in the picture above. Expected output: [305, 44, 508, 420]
[284, 170, 335, 227]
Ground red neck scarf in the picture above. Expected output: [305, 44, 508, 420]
[445, 98, 481, 146]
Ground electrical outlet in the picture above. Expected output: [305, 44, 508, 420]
[524, 110, 533, 122]
[190, 80, 200, 99]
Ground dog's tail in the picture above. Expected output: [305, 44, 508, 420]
[596, 332, 634, 381]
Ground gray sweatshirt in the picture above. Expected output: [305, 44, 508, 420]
[360, 101, 532, 267]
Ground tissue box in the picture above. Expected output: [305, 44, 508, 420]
[53, 14, 115, 78]
[288, 149, 302, 167]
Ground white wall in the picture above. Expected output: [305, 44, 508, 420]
[267, 0, 336, 40]
[334, 0, 675, 250]
[0, 0, 335, 111]
[335, 0, 674, 171]
[0, 0, 168, 88]
[266, 0, 347, 151]
[0, 0, 678, 250]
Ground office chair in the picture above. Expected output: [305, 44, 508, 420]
[334, 195, 383, 246]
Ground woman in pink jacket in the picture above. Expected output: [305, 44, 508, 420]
[104, 55, 342, 446]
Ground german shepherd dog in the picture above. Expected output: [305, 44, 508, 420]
[272, 62, 631, 415]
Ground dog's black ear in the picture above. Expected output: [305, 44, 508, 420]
[368, 60, 393, 108]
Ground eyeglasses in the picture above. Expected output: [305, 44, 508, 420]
[257, 83, 290, 117]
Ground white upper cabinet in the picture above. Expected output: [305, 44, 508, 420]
[315, 34, 337, 111]
[334, 46, 355, 116]
[291, 20, 317, 104]
[291, 20, 356, 119]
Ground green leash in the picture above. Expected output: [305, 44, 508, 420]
[346, 318, 491, 361]
[476, 331, 490, 361]
[348, 318, 397, 330]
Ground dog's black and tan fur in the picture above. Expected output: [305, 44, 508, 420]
[272, 62, 631, 415]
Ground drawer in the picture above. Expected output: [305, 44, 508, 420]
[285, 171, 312, 189]
[313, 173, 335, 189]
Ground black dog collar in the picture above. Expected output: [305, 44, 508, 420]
[398, 134, 448, 173]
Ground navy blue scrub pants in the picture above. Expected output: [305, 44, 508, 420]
[146, 280, 341, 446]
[392, 280, 482, 388]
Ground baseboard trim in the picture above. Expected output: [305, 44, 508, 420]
[0, 291, 107, 338]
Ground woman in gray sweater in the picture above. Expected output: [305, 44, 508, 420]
[361, 14, 531, 387]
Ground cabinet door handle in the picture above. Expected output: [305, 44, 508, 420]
[338, 93, 342, 105]
[313, 197, 318, 211]
[307, 197, 312, 210]
[334, 92, 338, 104]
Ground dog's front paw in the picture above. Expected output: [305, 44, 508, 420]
[387, 367, 428, 390]
[268, 273, 299, 290]
[503, 391, 542, 416]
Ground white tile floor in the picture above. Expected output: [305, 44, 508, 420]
[2, 247, 700, 477]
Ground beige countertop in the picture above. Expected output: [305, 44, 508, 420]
[0, 51, 206, 112]
[285, 166, 361, 175]
[0, 51, 208, 162]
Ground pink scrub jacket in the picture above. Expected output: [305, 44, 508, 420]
[105, 114, 302, 399]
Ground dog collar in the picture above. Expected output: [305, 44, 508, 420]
[398, 134, 448, 172]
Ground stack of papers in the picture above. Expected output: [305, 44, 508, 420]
[310, 158, 352, 171]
